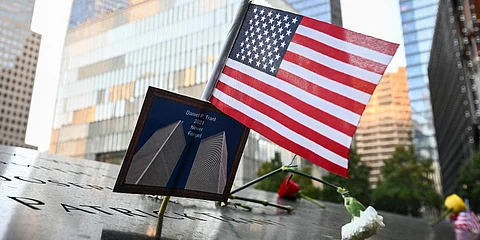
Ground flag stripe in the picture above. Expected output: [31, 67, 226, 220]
[211, 90, 349, 169]
[216, 81, 350, 158]
[299, 17, 399, 56]
[276, 69, 366, 116]
[225, 59, 361, 126]
[211, 95, 349, 177]
[280, 57, 372, 103]
[219, 70, 351, 145]
[288, 42, 382, 84]
[291, 34, 388, 75]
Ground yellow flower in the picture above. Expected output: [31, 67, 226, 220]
[444, 194, 466, 214]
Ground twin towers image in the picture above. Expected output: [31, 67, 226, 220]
[125, 120, 228, 194]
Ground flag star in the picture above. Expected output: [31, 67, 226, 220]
[269, 18, 274, 24]
[274, 46, 279, 52]
[241, 49, 245, 53]
[277, 20, 282, 26]
[285, 22, 291, 28]
[269, 59, 274, 65]
[272, 32, 277, 39]
[245, 37, 250, 42]
[250, 32, 255, 38]
[260, 49, 266, 55]
[286, 29, 292, 36]
[267, 51, 272, 57]
[259, 42, 264, 48]
[266, 44, 272, 50]
[263, 30, 269, 35]
[240, 42, 244, 47]
[256, 61, 261, 67]
[260, 9, 265, 15]
[280, 42, 286, 48]
[267, 11, 273, 17]
[251, 39, 256, 45]
[270, 66, 275, 72]
[248, 58, 253, 63]
[252, 46, 258, 52]
[278, 27, 283, 33]
[245, 30, 249, 36]
[292, 17, 298, 24]
[283, 15, 289, 21]
[262, 23, 267, 28]
[261, 16, 266, 22]
[256, 27, 261, 33]
[241, 55, 246, 61]
[254, 53, 259, 59]
[247, 50, 251, 56]
[262, 56, 267, 62]
[275, 54, 280, 60]
[249, 19, 253, 25]
[265, 37, 271, 43]
[275, 13, 281, 19]
[279, 34, 285, 40]
[255, 21, 260, 26]
[257, 34, 262, 39]
[270, 25, 275, 31]
[253, 7, 257, 13]
[273, 39, 278, 45]
[246, 43, 250, 49]
[263, 63, 268, 69]
[236, 53, 240, 58]
[250, 25, 254, 31]
[254, 14, 258, 19]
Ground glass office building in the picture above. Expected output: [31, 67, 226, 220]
[0, 0, 40, 149]
[399, 0, 439, 160]
[286, 0, 341, 26]
[50, 0, 296, 184]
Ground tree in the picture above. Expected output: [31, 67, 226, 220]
[458, 150, 480, 213]
[318, 149, 372, 204]
[372, 146, 442, 217]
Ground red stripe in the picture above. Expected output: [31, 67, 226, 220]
[277, 69, 366, 116]
[291, 34, 388, 75]
[222, 66, 356, 136]
[211, 96, 349, 177]
[216, 81, 350, 159]
[283, 51, 377, 94]
[300, 17, 399, 56]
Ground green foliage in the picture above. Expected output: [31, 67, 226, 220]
[318, 149, 372, 204]
[372, 146, 442, 216]
[254, 152, 320, 199]
[458, 150, 480, 213]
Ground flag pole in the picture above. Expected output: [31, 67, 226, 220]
[157, 0, 251, 218]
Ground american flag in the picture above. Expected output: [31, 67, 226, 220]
[210, 4, 399, 177]
[455, 211, 480, 231]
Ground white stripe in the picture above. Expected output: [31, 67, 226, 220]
[288, 42, 382, 84]
[212, 89, 349, 169]
[219, 73, 351, 147]
[225, 58, 361, 124]
[296, 25, 393, 65]
[280, 60, 371, 104]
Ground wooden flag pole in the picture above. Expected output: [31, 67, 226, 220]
[157, 0, 251, 218]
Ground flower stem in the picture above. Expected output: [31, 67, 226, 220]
[284, 168, 339, 190]
[430, 208, 453, 226]
[229, 194, 293, 213]
[230, 168, 283, 195]
[298, 192, 325, 208]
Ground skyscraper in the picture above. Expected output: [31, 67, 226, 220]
[428, 0, 480, 195]
[399, 0, 439, 161]
[355, 67, 412, 188]
[0, 0, 40, 149]
[50, 0, 297, 185]
[286, 0, 342, 26]
[68, 0, 149, 29]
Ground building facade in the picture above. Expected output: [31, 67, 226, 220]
[399, 0, 439, 161]
[50, 0, 297, 185]
[428, 0, 480, 195]
[286, 0, 342, 26]
[0, 0, 40, 149]
[354, 68, 413, 187]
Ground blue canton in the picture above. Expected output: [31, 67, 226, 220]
[229, 4, 302, 76]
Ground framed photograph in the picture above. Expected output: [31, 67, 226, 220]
[113, 87, 249, 201]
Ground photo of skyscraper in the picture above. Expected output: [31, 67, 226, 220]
[185, 132, 228, 194]
[125, 120, 185, 186]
